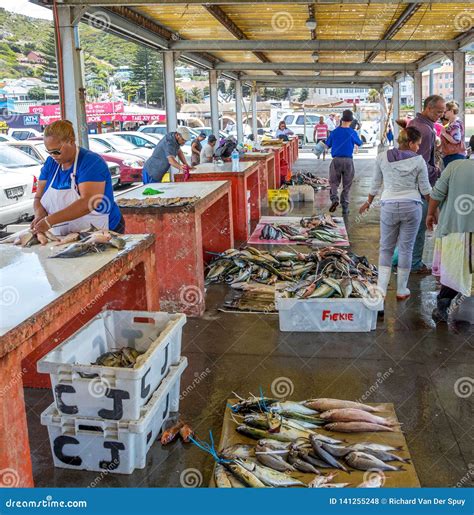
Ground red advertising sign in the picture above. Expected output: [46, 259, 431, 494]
[30, 102, 124, 116]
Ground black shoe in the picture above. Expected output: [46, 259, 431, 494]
[329, 201, 339, 213]
[377, 310, 384, 319]
[432, 298, 451, 324]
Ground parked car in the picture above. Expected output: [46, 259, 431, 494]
[88, 139, 143, 186]
[112, 131, 162, 149]
[6, 139, 121, 188]
[7, 128, 42, 141]
[359, 121, 379, 147]
[90, 133, 152, 160]
[0, 146, 40, 228]
[279, 112, 322, 144]
[0, 134, 15, 143]
[137, 124, 168, 137]
[190, 127, 227, 140]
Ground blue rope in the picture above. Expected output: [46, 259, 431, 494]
[258, 386, 268, 412]
[189, 431, 231, 464]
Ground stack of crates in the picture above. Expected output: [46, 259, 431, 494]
[37, 310, 187, 474]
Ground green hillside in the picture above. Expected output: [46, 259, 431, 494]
[0, 7, 139, 78]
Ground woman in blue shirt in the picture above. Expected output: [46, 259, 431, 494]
[31, 120, 124, 235]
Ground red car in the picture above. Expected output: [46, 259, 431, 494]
[89, 139, 143, 185]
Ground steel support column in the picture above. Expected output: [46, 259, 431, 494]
[379, 88, 387, 149]
[235, 79, 243, 144]
[413, 70, 423, 114]
[453, 51, 466, 126]
[209, 69, 220, 137]
[392, 82, 400, 141]
[251, 84, 258, 142]
[56, 6, 88, 147]
[163, 52, 177, 132]
[429, 69, 434, 96]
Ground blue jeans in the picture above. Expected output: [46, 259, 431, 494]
[392, 197, 428, 270]
[442, 154, 465, 167]
[142, 167, 167, 184]
[380, 201, 422, 269]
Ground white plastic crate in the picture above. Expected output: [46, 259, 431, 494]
[276, 296, 381, 332]
[41, 357, 187, 475]
[37, 310, 186, 421]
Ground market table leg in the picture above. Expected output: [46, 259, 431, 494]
[201, 192, 234, 263]
[247, 171, 261, 235]
[0, 349, 33, 487]
[267, 158, 275, 190]
[258, 162, 268, 208]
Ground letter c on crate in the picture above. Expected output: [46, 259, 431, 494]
[55, 384, 78, 415]
[53, 435, 82, 466]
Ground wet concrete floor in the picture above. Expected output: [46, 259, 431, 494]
[26, 149, 473, 488]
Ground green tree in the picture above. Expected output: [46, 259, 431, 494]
[175, 86, 186, 110]
[131, 47, 164, 107]
[27, 86, 46, 100]
[189, 86, 203, 103]
[40, 32, 58, 86]
[298, 89, 309, 103]
[368, 89, 380, 103]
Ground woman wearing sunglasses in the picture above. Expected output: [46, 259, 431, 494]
[31, 120, 124, 235]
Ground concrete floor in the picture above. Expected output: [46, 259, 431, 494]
[26, 149, 473, 488]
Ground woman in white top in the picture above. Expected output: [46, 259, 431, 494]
[359, 125, 431, 301]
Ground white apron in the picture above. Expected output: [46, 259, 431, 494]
[40, 148, 109, 236]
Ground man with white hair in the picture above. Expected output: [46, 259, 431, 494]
[142, 126, 193, 183]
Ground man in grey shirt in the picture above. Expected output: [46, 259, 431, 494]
[200, 135, 217, 163]
[142, 126, 193, 183]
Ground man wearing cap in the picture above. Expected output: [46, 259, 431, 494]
[191, 132, 207, 166]
[200, 134, 217, 164]
[142, 126, 193, 184]
[325, 109, 363, 215]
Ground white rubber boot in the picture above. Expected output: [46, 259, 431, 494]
[377, 265, 392, 297]
[396, 268, 411, 300]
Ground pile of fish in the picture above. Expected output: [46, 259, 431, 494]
[1, 225, 126, 259]
[206, 247, 377, 301]
[94, 347, 143, 368]
[213, 395, 407, 488]
[117, 196, 199, 208]
[283, 173, 329, 189]
[258, 214, 345, 245]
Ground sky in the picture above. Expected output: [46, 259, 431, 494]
[3, 0, 53, 20]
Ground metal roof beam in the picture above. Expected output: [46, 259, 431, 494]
[259, 83, 383, 89]
[415, 52, 446, 71]
[50, 0, 470, 5]
[203, 4, 282, 75]
[215, 62, 417, 71]
[241, 75, 390, 82]
[170, 40, 459, 51]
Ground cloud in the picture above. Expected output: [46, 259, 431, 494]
[3, 0, 53, 21]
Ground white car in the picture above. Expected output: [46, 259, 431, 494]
[6, 139, 121, 188]
[0, 146, 40, 228]
[359, 121, 379, 147]
[279, 113, 322, 144]
[138, 124, 168, 138]
[8, 128, 42, 141]
[90, 134, 153, 160]
[112, 131, 162, 149]
[0, 134, 15, 143]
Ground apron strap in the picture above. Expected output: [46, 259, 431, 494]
[70, 146, 80, 193]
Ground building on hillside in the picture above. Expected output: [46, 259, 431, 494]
[26, 51, 46, 64]
[311, 88, 370, 103]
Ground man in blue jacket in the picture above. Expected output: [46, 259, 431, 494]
[325, 110, 363, 215]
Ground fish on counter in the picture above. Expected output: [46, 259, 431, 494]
[117, 196, 200, 208]
[1, 228, 59, 247]
[50, 230, 126, 258]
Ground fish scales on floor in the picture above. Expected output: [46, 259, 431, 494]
[206, 246, 378, 301]
[213, 395, 408, 488]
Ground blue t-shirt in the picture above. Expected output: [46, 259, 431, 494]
[325, 127, 363, 158]
[39, 147, 122, 230]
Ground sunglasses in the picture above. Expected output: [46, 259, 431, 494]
[46, 142, 65, 156]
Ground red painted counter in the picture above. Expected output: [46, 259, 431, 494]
[175, 161, 260, 245]
[117, 181, 233, 317]
[0, 235, 158, 487]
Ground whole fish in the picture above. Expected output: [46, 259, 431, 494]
[231, 396, 278, 413]
[321, 443, 353, 458]
[237, 459, 305, 488]
[224, 461, 267, 488]
[319, 409, 396, 427]
[345, 452, 405, 472]
[214, 463, 232, 488]
[310, 437, 348, 471]
[325, 422, 396, 433]
[278, 411, 325, 425]
[304, 398, 384, 413]
[355, 442, 403, 452]
[160, 421, 184, 445]
[236, 424, 294, 442]
[299, 450, 333, 469]
[287, 449, 320, 474]
[220, 444, 255, 459]
[255, 447, 294, 472]
[350, 444, 410, 463]
[270, 401, 319, 416]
